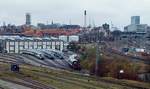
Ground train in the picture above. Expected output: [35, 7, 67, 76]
[21, 49, 81, 70]
[21, 49, 45, 60]
[44, 49, 81, 70]
[33, 49, 55, 60]
[50, 50, 65, 60]
[67, 54, 81, 70]
[50, 50, 81, 70]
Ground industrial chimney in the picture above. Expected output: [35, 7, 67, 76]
[84, 10, 87, 28]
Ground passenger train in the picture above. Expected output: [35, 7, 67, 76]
[67, 54, 81, 70]
[38, 50, 55, 60]
[21, 49, 81, 70]
[50, 50, 81, 70]
[21, 49, 45, 60]
[49, 50, 65, 60]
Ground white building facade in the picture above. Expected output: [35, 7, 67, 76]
[0, 36, 64, 53]
[59, 35, 79, 43]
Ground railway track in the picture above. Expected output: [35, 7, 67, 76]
[21, 54, 71, 70]
[0, 53, 72, 71]
[106, 48, 150, 64]
[0, 54, 27, 64]
[53, 59, 70, 69]
[0, 51, 80, 71]
[0, 57, 17, 63]
[98, 78, 149, 89]
[0, 54, 149, 89]
[27, 67, 148, 89]
[0, 77, 54, 89]
[1, 78, 41, 89]
[20, 77, 54, 89]
[21, 54, 49, 66]
[42, 58, 58, 67]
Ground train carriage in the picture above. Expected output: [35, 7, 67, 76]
[21, 49, 45, 60]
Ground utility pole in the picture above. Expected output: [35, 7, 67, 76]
[95, 42, 100, 76]
[95, 30, 101, 76]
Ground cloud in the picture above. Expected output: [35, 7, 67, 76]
[0, 0, 150, 29]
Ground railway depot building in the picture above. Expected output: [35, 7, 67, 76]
[0, 36, 64, 53]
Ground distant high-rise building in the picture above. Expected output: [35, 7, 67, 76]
[131, 16, 140, 25]
[124, 16, 150, 32]
[26, 13, 31, 25]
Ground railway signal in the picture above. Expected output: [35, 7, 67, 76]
[118, 69, 124, 79]
[11, 63, 20, 72]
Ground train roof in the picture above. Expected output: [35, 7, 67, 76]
[23, 49, 43, 54]
[69, 54, 78, 62]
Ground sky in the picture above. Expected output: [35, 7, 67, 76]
[0, 0, 150, 30]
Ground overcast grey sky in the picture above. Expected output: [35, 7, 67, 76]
[0, 0, 150, 30]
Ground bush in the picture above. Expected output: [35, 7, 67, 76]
[80, 46, 141, 80]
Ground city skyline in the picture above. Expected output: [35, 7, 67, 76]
[0, 0, 150, 30]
